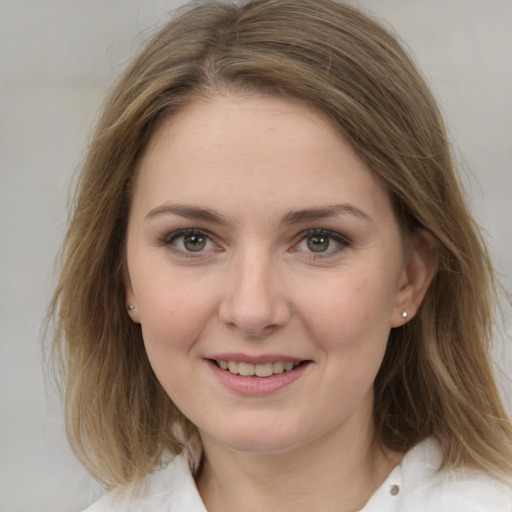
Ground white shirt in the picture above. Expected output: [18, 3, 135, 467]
[84, 438, 512, 511]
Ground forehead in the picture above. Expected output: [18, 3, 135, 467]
[134, 94, 392, 221]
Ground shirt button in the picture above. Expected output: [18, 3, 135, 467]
[389, 485, 400, 496]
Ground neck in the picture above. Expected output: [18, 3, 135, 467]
[196, 419, 401, 512]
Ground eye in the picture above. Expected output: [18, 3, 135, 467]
[304, 233, 332, 252]
[293, 229, 350, 256]
[180, 233, 208, 252]
[163, 229, 217, 254]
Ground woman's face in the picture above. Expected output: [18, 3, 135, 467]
[125, 94, 428, 455]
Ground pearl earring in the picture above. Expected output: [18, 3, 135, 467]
[401, 311, 408, 319]
[128, 305, 136, 311]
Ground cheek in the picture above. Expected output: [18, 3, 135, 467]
[295, 272, 397, 357]
[135, 271, 219, 356]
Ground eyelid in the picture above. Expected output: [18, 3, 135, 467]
[296, 228, 351, 245]
[162, 227, 209, 244]
[158, 227, 350, 259]
[160, 228, 220, 256]
[291, 228, 352, 257]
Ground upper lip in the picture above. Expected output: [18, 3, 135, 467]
[207, 353, 305, 364]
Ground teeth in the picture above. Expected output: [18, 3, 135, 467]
[255, 362, 273, 377]
[238, 362, 254, 376]
[273, 361, 285, 374]
[216, 360, 300, 377]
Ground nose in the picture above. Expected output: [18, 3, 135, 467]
[218, 249, 291, 337]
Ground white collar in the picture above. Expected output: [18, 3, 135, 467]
[85, 437, 511, 511]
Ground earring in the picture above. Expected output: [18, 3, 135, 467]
[401, 311, 408, 319]
[128, 305, 136, 311]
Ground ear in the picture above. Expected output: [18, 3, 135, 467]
[123, 264, 141, 324]
[391, 229, 438, 327]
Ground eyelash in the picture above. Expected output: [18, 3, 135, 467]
[292, 229, 351, 259]
[159, 228, 351, 259]
[160, 228, 218, 257]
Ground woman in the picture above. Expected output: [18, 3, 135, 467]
[49, 0, 512, 510]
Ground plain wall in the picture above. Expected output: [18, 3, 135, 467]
[1, 1, 510, 510]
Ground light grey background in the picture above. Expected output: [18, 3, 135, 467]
[1, 1, 511, 511]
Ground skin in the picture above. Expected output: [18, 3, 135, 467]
[125, 93, 436, 512]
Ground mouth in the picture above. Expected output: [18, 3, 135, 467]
[211, 359, 305, 378]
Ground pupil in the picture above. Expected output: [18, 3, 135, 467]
[184, 234, 206, 251]
[307, 235, 329, 252]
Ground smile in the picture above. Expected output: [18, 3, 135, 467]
[215, 360, 302, 377]
[207, 358, 311, 395]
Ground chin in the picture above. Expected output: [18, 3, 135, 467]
[234, 437, 294, 454]
[200, 421, 312, 455]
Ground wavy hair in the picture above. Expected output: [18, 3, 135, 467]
[48, 0, 512, 486]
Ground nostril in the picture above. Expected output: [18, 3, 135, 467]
[218, 299, 291, 336]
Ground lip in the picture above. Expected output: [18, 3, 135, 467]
[206, 357, 311, 395]
[207, 353, 304, 364]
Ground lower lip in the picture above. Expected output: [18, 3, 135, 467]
[206, 360, 310, 395]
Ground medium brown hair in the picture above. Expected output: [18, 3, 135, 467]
[49, 0, 512, 487]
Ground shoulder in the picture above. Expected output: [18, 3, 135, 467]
[399, 438, 512, 511]
[82, 449, 206, 512]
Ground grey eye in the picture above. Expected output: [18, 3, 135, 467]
[182, 234, 207, 252]
[306, 234, 331, 252]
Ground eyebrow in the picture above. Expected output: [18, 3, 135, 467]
[145, 202, 371, 225]
[145, 204, 226, 223]
[280, 204, 371, 225]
